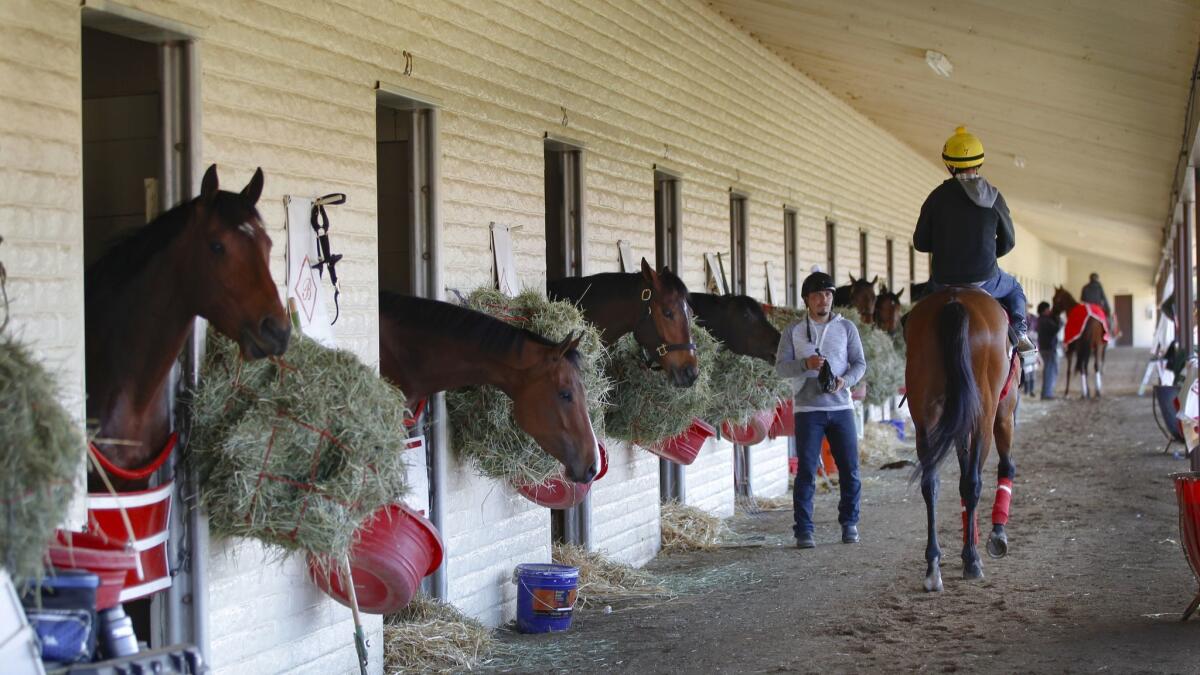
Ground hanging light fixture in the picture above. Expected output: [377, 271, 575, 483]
[925, 50, 953, 78]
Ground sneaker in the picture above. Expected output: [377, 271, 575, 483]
[795, 533, 815, 549]
[842, 524, 860, 544]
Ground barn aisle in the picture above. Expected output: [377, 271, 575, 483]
[490, 347, 1200, 673]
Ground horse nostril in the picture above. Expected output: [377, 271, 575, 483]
[261, 317, 291, 351]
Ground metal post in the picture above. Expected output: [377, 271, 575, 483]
[425, 108, 448, 600]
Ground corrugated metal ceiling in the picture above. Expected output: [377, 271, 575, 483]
[709, 0, 1200, 269]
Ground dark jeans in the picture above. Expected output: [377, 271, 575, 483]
[1040, 349, 1059, 398]
[932, 270, 1029, 334]
[793, 409, 860, 537]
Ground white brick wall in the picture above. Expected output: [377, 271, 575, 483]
[750, 437, 790, 500]
[441, 455, 550, 628]
[588, 440, 660, 567]
[683, 438, 735, 518]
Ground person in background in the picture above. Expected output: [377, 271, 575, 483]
[775, 271, 867, 550]
[1037, 301, 1061, 399]
[1022, 303, 1039, 395]
[1080, 272, 1118, 336]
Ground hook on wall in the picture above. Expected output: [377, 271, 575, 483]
[560, 106, 568, 127]
[402, 50, 414, 76]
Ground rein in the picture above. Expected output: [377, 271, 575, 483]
[310, 193, 347, 324]
[635, 286, 695, 365]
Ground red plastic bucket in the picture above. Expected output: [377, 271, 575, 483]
[309, 503, 444, 615]
[515, 443, 608, 509]
[768, 400, 795, 439]
[1173, 473, 1200, 585]
[54, 482, 174, 603]
[721, 409, 775, 446]
[649, 419, 715, 465]
[46, 544, 138, 610]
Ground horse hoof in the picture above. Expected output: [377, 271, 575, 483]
[963, 561, 985, 580]
[987, 533, 1009, 559]
[924, 575, 943, 593]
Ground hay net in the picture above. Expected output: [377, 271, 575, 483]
[603, 319, 719, 446]
[446, 288, 610, 486]
[702, 349, 791, 427]
[763, 305, 904, 407]
[189, 332, 411, 561]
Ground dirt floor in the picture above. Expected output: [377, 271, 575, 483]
[487, 348, 1200, 674]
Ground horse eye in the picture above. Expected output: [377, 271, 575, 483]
[558, 390, 573, 403]
[209, 241, 225, 255]
[663, 309, 675, 319]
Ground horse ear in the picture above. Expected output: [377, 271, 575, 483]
[241, 167, 264, 207]
[848, 273, 856, 283]
[557, 331, 581, 358]
[640, 258, 659, 287]
[200, 164, 219, 204]
[896, 288, 905, 300]
[872, 275, 879, 285]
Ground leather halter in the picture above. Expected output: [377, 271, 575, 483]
[310, 193, 346, 324]
[636, 286, 696, 362]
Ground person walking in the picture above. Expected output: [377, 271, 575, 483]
[1037, 301, 1061, 399]
[775, 271, 867, 549]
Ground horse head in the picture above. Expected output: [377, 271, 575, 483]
[842, 274, 878, 322]
[510, 332, 600, 484]
[185, 165, 290, 358]
[873, 285, 904, 334]
[634, 258, 699, 387]
[690, 293, 780, 363]
[1051, 286, 1076, 316]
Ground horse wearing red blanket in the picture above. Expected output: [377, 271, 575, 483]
[1052, 287, 1110, 399]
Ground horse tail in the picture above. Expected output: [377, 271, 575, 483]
[1075, 322, 1093, 375]
[918, 298, 981, 481]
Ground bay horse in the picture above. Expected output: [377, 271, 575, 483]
[688, 293, 780, 363]
[378, 292, 600, 484]
[547, 258, 698, 387]
[905, 288, 1018, 592]
[1051, 286, 1107, 399]
[86, 165, 290, 491]
[910, 279, 935, 303]
[873, 285, 905, 335]
[834, 274, 877, 323]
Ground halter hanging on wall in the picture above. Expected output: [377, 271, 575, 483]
[310, 193, 347, 324]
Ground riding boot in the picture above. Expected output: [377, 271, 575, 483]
[1016, 332, 1037, 364]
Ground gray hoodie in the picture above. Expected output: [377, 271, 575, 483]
[774, 313, 867, 412]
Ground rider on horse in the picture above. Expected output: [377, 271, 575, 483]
[913, 126, 1037, 361]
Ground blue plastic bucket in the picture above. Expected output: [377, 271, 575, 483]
[512, 563, 579, 633]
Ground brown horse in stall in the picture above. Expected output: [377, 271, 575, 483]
[378, 292, 600, 483]
[687, 292, 780, 363]
[547, 258, 698, 387]
[905, 288, 1018, 592]
[873, 285, 905, 335]
[85, 165, 290, 491]
[1051, 286, 1108, 399]
[834, 274, 877, 323]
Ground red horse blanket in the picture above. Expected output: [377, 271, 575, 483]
[1064, 303, 1110, 346]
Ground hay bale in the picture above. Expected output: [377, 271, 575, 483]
[385, 595, 496, 673]
[660, 500, 725, 552]
[446, 288, 609, 485]
[190, 332, 410, 559]
[0, 332, 81, 584]
[766, 307, 905, 408]
[604, 321, 720, 445]
[702, 349, 791, 426]
[552, 543, 669, 608]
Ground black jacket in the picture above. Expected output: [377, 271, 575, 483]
[913, 177, 1015, 284]
[1080, 281, 1110, 315]
[1037, 313, 1061, 351]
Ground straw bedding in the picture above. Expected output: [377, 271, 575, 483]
[446, 288, 609, 486]
[385, 595, 496, 673]
[552, 543, 670, 608]
[190, 332, 410, 559]
[659, 500, 726, 552]
[0, 329, 81, 584]
[603, 321, 720, 446]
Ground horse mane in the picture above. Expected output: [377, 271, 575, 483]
[379, 292, 580, 366]
[85, 192, 258, 298]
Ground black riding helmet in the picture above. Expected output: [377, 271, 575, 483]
[801, 271, 837, 298]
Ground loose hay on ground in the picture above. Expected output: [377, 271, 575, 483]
[552, 543, 671, 608]
[604, 321, 719, 446]
[385, 595, 496, 673]
[190, 333, 410, 560]
[660, 501, 726, 552]
[447, 288, 609, 485]
[0, 331, 81, 584]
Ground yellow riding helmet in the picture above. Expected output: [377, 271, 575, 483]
[942, 126, 984, 169]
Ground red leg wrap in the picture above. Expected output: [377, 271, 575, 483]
[961, 500, 979, 545]
[992, 478, 1013, 526]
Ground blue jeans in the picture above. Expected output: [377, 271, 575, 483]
[1040, 349, 1059, 398]
[793, 409, 860, 537]
[932, 270, 1028, 334]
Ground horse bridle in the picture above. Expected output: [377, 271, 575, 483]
[310, 193, 346, 324]
[636, 286, 696, 365]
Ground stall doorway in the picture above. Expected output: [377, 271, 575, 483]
[81, 13, 197, 650]
[655, 170, 686, 503]
[545, 138, 587, 545]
